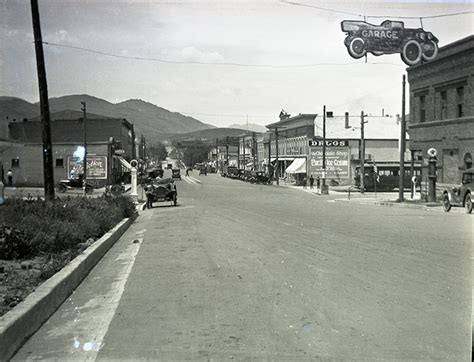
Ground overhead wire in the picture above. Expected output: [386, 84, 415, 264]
[278, 0, 474, 20]
[42, 41, 404, 68]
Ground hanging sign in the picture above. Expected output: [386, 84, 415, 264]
[341, 20, 439, 66]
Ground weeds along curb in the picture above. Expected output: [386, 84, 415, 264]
[0, 212, 137, 361]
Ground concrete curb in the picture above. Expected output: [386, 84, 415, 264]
[0, 213, 137, 361]
[334, 198, 466, 213]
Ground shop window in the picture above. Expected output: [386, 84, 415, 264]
[419, 95, 426, 123]
[11, 158, 20, 167]
[456, 87, 464, 118]
[55, 158, 64, 167]
[464, 153, 472, 169]
[440, 91, 447, 120]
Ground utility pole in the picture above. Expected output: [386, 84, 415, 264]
[31, 0, 55, 201]
[81, 101, 88, 196]
[252, 132, 256, 171]
[275, 128, 279, 186]
[399, 75, 407, 202]
[225, 136, 229, 166]
[215, 138, 219, 172]
[268, 134, 271, 179]
[237, 136, 241, 169]
[321, 105, 327, 194]
[360, 111, 367, 194]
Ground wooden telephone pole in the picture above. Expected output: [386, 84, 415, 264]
[31, 0, 55, 200]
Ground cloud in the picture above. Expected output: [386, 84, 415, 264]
[44, 29, 76, 44]
[179, 46, 224, 63]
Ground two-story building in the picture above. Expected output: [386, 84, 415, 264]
[407, 35, 474, 184]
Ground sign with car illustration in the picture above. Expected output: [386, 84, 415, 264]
[341, 20, 439, 65]
[67, 155, 108, 179]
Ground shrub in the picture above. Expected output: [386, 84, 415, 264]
[0, 225, 34, 260]
[0, 196, 135, 257]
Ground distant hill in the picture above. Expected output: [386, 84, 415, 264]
[227, 123, 267, 133]
[0, 95, 214, 144]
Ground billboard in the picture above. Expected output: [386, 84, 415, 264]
[67, 155, 108, 179]
[309, 147, 350, 180]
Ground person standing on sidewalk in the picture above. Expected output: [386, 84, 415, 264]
[6, 169, 13, 187]
[316, 176, 320, 193]
[302, 176, 307, 189]
[309, 175, 314, 189]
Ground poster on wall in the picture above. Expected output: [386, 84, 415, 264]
[309, 147, 350, 180]
[67, 155, 108, 179]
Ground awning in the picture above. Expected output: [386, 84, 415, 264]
[270, 157, 296, 162]
[285, 158, 306, 174]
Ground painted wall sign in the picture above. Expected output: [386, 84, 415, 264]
[309, 147, 350, 180]
[341, 20, 439, 66]
[309, 139, 348, 147]
[67, 155, 108, 179]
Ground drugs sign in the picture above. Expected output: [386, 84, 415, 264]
[309, 147, 350, 180]
[309, 139, 348, 147]
[341, 19, 439, 66]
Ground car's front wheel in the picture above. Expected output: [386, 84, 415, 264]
[464, 193, 473, 214]
[442, 194, 451, 212]
[421, 40, 438, 61]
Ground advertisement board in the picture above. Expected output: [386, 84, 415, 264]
[309, 147, 350, 180]
[67, 155, 108, 179]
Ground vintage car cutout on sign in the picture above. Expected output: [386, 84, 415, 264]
[341, 20, 439, 66]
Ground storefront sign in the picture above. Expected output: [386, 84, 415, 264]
[67, 155, 108, 179]
[309, 139, 348, 147]
[309, 147, 350, 179]
[286, 146, 302, 155]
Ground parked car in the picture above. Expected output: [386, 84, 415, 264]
[341, 20, 439, 65]
[145, 178, 177, 208]
[442, 168, 473, 214]
[56, 174, 93, 194]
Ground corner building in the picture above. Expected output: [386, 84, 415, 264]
[407, 35, 474, 183]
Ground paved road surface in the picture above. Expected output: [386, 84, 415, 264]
[14, 171, 472, 360]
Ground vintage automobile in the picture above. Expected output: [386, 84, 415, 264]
[341, 20, 439, 65]
[199, 166, 207, 176]
[442, 168, 473, 214]
[57, 174, 93, 194]
[171, 168, 181, 180]
[145, 177, 177, 208]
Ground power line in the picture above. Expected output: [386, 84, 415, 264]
[279, 0, 474, 20]
[42, 41, 404, 68]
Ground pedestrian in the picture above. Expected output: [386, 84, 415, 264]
[145, 184, 154, 209]
[6, 169, 13, 186]
[316, 176, 320, 192]
[302, 176, 307, 189]
[185, 168, 189, 176]
[309, 175, 314, 189]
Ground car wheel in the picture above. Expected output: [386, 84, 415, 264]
[464, 194, 473, 214]
[348, 37, 366, 59]
[421, 40, 438, 61]
[111, 184, 122, 196]
[85, 185, 94, 194]
[442, 194, 451, 212]
[401, 39, 422, 66]
[57, 184, 67, 193]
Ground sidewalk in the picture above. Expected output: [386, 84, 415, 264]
[276, 182, 466, 213]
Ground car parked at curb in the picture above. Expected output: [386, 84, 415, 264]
[442, 168, 473, 214]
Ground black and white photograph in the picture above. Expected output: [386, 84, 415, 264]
[0, 0, 473, 360]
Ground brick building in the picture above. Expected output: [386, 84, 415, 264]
[407, 35, 474, 184]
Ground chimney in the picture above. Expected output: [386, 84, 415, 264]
[279, 110, 290, 121]
[344, 112, 350, 129]
[326, 111, 333, 118]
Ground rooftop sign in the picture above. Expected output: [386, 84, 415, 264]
[309, 139, 348, 147]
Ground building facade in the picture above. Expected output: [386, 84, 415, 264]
[2, 118, 136, 187]
[407, 35, 474, 184]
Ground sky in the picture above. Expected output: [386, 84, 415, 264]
[1, 0, 473, 128]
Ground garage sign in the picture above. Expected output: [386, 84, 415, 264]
[341, 20, 439, 66]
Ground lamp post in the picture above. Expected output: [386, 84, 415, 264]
[81, 101, 87, 197]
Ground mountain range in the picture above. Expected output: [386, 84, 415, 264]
[0, 95, 216, 144]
